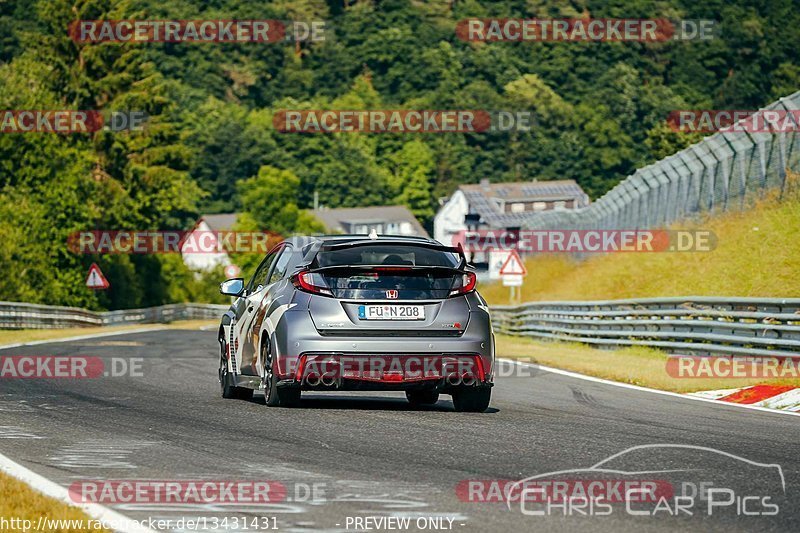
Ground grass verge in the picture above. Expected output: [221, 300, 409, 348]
[481, 172, 800, 304]
[0, 319, 217, 347]
[497, 334, 800, 393]
[0, 471, 110, 533]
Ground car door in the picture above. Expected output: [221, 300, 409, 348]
[250, 244, 295, 375]
[233, 245, 282, 374]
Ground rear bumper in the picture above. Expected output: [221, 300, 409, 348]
[277, 378, 494, 393]
[288, 352, 491, 391]
[271, 306, 495, 387]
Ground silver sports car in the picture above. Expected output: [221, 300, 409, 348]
[217, 234, 494, 412]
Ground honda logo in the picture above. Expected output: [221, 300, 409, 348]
[386, 290, 398, 299]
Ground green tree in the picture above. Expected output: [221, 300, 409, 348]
[388, 140, 435, 224]
[238, 166, 325, 235]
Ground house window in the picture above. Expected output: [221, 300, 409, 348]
[354, 224, 382, 234]
[533, 202, 547, 211]
[510, 203, 525, 213]
[554, 201, 566, 210]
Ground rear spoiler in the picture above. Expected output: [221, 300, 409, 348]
[298, 239, 471, 270]
[307, 265, 466, 274]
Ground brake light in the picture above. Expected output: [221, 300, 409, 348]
[291, 271, 333, 296]
[449, 271, 477, 297]
[373, 266, 413, 272]
[473, 354, 486, 382]
[295, 354, 307, 382]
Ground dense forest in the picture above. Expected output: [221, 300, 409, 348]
[1, 0, 798, 309]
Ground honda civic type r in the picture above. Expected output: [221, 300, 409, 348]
[217, 235, 494, 412]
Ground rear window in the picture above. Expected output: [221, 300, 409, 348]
[316, 245, 458, 268]
[317, 268, 461, 300]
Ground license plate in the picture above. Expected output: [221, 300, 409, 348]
[358, 304, 425, 320]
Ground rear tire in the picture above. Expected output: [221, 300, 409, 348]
[266, 385, 300, 407]
[262, 339, 301, 407]
[452, 388, 491, 412]
[220, 366, 239, 399]
[406, 390, 439, 406]
[219, 339, 253, 400]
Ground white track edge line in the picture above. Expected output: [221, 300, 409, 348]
[0, 452, 157, 533]
[499, 358, 800, 418]
[0, 325, 201, 533]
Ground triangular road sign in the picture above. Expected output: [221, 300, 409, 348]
[86, 263, 110, 290]
[499, 249, 527, 276]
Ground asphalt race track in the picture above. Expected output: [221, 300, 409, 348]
[1, 327, 798, 532]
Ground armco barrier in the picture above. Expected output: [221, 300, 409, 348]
[0, 302, 228, 330]
[3, 299, 799, 360]
[491, 297, 800, 358]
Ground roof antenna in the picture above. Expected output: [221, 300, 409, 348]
[368, 228, 378, 240]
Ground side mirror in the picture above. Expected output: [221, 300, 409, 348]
[220, 278, 245, 296]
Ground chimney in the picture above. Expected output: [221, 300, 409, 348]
[480, 178, 490, 189]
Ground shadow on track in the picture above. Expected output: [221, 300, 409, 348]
[244, 393, 499, 413]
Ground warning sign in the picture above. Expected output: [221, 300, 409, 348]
[498, 249, 527, 276]
[85, 263, 110, 290]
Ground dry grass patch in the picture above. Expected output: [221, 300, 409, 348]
[0, 472, 110, 532]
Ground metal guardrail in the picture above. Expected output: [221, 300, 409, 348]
[523, 91, 800, 232]
[0, 301, 228, 330]
[4, 298, 800, 360]
[491, 297, 800, 358]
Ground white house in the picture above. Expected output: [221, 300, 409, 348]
[311, 205, 428, 237]
[434, 178, 589, 246]
[434, 179, 589, 275]
[180, 213, 238, 272]
[181, 207, 428, 272]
